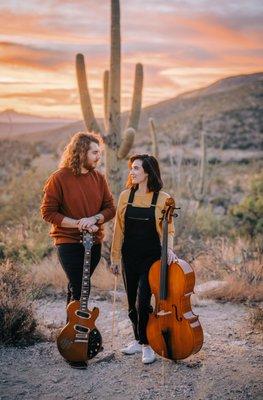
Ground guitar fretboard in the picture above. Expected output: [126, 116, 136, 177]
[80, 233, 93, 311]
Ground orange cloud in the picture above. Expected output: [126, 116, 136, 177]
[0, 2, 262, 118]
[0, 42, 71, 70]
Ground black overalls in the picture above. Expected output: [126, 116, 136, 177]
[121, 188, 161, 344]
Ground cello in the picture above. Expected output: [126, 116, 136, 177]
[146, 197, 203, 360]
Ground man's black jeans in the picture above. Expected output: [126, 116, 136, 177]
[56, 243, 101, 301]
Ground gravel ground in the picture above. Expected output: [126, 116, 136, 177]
[0, 290, 262, 400]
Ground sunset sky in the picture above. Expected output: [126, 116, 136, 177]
[0, 0, 262, 119]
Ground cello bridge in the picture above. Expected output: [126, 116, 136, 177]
[156, 310, 172, 316]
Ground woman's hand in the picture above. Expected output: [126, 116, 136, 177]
[167, 248, 179, 265]
[109, 264, 120, 275]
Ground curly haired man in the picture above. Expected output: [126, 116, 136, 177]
[40, 132, 116, 368]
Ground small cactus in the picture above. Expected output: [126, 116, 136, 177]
[188, 116, 208, 205]
[149, 117, 159, 159]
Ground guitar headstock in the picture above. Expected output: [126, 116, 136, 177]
[82, 231, 94, 250]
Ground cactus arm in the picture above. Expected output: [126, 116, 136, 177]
[117, 127, 135, 159]
[76, 53, 101, 134]
[117, 63, 143, 159]
[103, 70, 109, 131]
[126, 63, 143, 130]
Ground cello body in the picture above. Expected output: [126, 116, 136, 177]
[147, 258, 203, 360]
[146, 197, 203, 361]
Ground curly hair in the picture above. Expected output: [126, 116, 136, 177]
[59, 132, 102, 175]
[126, 154, 163, 192]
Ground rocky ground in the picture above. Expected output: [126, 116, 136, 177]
[0, 288, 262, 400]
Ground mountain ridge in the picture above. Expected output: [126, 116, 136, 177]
[3, 72, 263, 151]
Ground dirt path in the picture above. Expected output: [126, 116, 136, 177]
[0, 291, 262, 400]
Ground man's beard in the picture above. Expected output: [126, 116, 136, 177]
[82, 159, 97, 171]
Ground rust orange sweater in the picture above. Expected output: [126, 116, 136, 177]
[40, 167, 116, 244]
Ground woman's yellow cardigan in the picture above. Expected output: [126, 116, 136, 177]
[110, 189, 175, 265]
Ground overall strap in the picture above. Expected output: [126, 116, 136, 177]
[151, 191, 159, 207]
[127, 188, 136, 205]
[128, 189, 159, 206]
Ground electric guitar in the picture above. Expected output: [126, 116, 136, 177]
[57, 232, 102, 362]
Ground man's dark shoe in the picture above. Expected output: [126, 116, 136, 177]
[66, 360, 87, 369]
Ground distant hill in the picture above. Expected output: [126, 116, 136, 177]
[6, 72, 263, 151]
[137, 72, 263, 150]
[0, 109, 75, 137]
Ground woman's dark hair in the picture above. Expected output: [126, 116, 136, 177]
[126, 154, 163, 192]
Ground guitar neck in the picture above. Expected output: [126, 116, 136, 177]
[80, 233, 93, 311]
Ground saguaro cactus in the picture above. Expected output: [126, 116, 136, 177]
[76, 0, 143, 199]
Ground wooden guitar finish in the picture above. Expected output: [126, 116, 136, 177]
[146, 198, 203, 360]
[57, 233, 102, 362]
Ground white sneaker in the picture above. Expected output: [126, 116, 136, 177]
[142, 345, 156, 364]
[121, 340, 142, 355]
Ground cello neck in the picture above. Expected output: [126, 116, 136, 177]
[160, 219, 169, 300]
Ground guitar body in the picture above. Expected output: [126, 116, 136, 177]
[57, 301, 102, 362]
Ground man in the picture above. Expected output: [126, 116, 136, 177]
[40, 131, 116, 369]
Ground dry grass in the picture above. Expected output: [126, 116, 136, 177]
[193, 237, 263, 302]
[27, 252, 68, 298]
[26, 251, 123, 298]
[0, 260, 43, 346]
[249, 306, 263, 331]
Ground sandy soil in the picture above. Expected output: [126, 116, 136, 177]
[0, 289, 262, 400]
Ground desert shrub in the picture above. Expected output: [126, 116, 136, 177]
[27, 252, 68, 299]
[0, 167, 52, 264]
[230, 173, 263, 237]
[0, 168, 44, 225]
[0, 216, 52, 264]
[0, 139, 39, 184]
[175, 201, 233, 239]
[195, 237, 263, 303]
[249, 306, 263, 331]
[0, 260, 43, 346]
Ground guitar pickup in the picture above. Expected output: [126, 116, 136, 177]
[74, 324, 90, 333]
[76, 310, 91, 319]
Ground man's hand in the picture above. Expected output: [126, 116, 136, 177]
[87, 224, 99, 233]
[77, 217, 97, 231]
[167, 248, 179, 265]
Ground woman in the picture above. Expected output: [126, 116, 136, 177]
[110, 154, 177, 364]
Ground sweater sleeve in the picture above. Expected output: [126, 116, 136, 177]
[110, 192, 125, 264]
[40, 174, 65, 226]
[99, 176, 116, 223]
